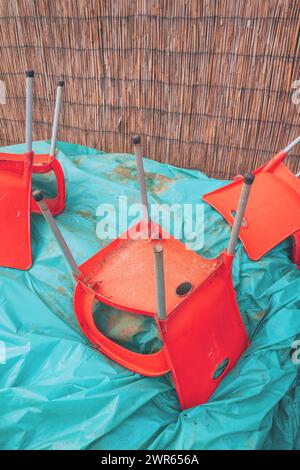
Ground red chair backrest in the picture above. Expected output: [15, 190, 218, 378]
[0, 152, 33, 269]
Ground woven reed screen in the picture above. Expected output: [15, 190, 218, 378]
[0, 0, 299, 178]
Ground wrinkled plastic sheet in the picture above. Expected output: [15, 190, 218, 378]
[0, 140, 299, 450]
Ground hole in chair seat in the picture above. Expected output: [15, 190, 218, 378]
[176, 282, 193, 297]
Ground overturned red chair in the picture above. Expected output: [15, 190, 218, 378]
[33, 136, 254, 410]
[203, 136, 300, 268]
[0, 71, 66, 270]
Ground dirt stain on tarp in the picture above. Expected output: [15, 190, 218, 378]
[45, 239, 59, 256]
[93, 302, 162, 354]
[106, 312, 145, 342]
[57, 286, 66, 295]
[77, 209, 94, 220]
[112, 161, 181, 193]
[254, 310, 266, 321]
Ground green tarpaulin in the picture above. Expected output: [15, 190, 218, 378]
[0, 141, 299, 449]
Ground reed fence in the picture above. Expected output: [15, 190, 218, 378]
[0, 0, 299, 178]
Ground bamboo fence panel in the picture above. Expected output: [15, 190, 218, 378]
[0, 0, 299, 178]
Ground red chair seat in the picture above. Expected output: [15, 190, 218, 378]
[203, 151, 300, 266]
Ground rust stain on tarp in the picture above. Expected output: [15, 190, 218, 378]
[254, 310, 266, 321]
[106, 312, 146, 342]
[93, 302, 162, 354]
[112, 161, 181, 193]
[77, 209, 94, 219]
[57, 286, 66, 295]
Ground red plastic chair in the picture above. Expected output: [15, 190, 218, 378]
[0, 71, 66, 270]
[203, 137, 300, 268]
[33, 137, 254, 410]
